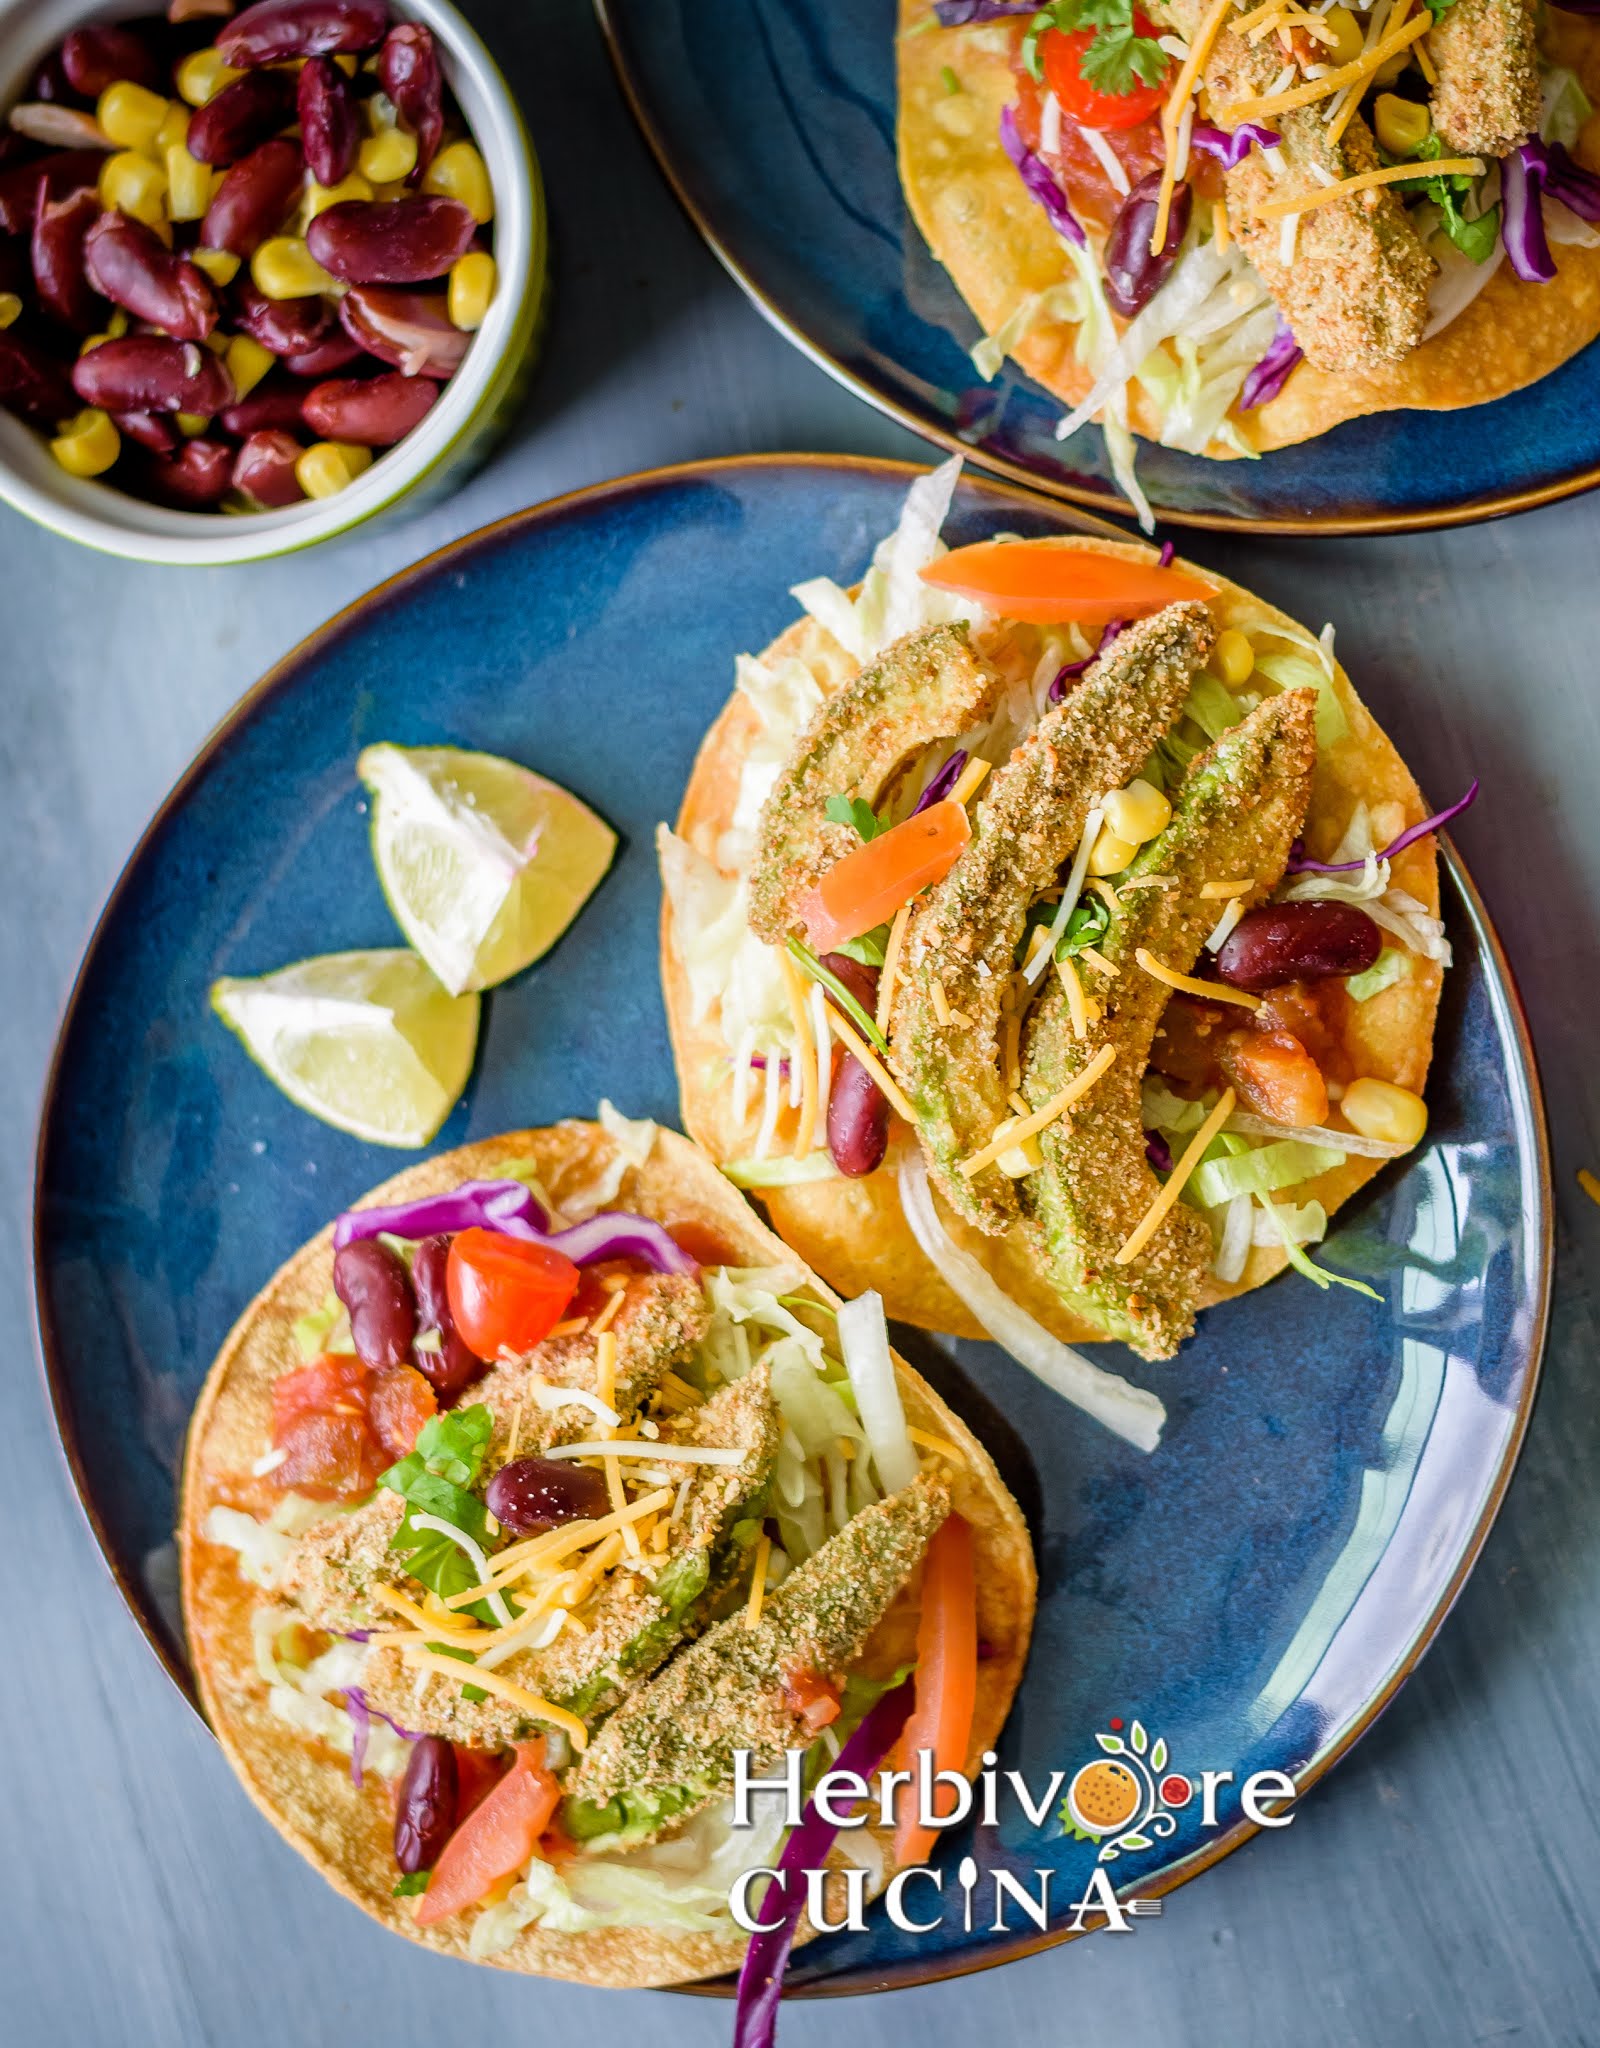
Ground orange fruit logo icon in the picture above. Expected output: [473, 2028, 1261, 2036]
[1067, 1759, 1143, 1834]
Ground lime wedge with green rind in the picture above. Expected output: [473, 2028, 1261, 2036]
[358, 743, 616, 997]
[210, 949, 479, 1148]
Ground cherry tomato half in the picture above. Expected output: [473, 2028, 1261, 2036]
[1042, 19, 1168, 132]
[445, 1228, 580, 1358]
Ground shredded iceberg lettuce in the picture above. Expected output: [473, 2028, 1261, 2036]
[1252, 646, 1348, 747]
[1346, 948, 1410, 1001]
[1190, 1136, 1345, 1209]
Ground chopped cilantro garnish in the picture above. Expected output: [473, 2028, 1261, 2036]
[1020, 891, 1110, 966]
[394, 1871, 431, 1896]
[1388, 130, 1499, 262]
[1023, 0, 1169, 97]
[824, 793, 889, 841]
[941, 63, 962, 93]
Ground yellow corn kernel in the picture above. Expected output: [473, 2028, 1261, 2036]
[991, 1116, 1044, 1178]
[305, 172, 374, 220]
[98, 80, 172, 154]
[192, 245, 241, 285]
[99, 150, 168, 228]
[51, 409, 121, 479]
[1102, 778, 1172, 847]
[1341, 1077, 1428, 1149]
[177, 48, 242, 106]
[203, 330, 230, 354]
[176, 411, 211, 436]
[108, 307, 130, 338]
[423, 140, 493, 223]
[335, 52, 359, 75]
[1088, 825, 1138, 877]
[155, 103, 190, 153]
[251, 236, 337, 299]
[296, 441, 373, 498]
[1374, 93, 1430, 159]
[0, 292, 20, 330]
[165, 145, 216, 223]
[1320, 5, 1365, 66]
[226, 333, 276, 400]
[359, 128, 418, 185]
[447, 249, 497, 331]
[1212, 626, 1255, 687]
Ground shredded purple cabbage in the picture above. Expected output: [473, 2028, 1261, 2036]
[1287, 780, 1478, 875]
[539, 1212, 698, 1275]
[341, 1628, 372, 1644]
[344, 1686, 371, 1787]
[1502, 143, 1556, 283]
[333, 1179, 549, 1250]
[933, 0, 1035, 17]
[914, 750, 970, 814]
[1145, 1131, 1174, 1174]
[999, 105, 1086, 247]
[1547, 141, 1600, 221]
[1190, 121, 1281, 170]
[733, 1680, 916, 2048]
[1240, 318, 1302, 410]
[1050, 618, 1129, 698]
[1158, 540, 1175, 566]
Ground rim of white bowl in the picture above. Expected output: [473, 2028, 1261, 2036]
[0, 0, 543, 565]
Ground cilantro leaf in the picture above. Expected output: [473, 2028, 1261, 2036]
[1388, 133, 1498, 263]
[824, 793, 888, 841]
[425, 1638, 487, 1706]
[834, 922, 891, 966]
[393, 1871, 431, 1896]
[1422, 0, 1459, 17]
[1022, 0, 1169, 93]
[1056, 892, 1112, 959]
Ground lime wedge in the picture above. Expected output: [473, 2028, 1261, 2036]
[358, 743, 617, 996]
[211, 950, 479, 1148]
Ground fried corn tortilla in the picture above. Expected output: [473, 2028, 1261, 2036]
[898, 0, 1600, 457]
[180, 1120, 1035, 1989]
[663, 537, 1443, 1348]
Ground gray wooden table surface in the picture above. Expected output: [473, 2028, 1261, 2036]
[6, 4, 1599, 2043]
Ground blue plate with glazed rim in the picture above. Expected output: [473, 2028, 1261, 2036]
[34, 456, 1550, 1992]
[597, 0, 1600, 536]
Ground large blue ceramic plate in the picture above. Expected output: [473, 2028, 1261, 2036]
[34, 457, 1550, 1992]
[597, 0, 1600, 535]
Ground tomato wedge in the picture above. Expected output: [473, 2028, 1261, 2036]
[802, 799, 971, 954]
[920, 540, 1215, 626]
[1042, 20, 1168, 131]
[446, 1228, 580, 1358]
[894, 1515, 978, 1867]
[415, 1739, 561, 1926]
[270, 1354, 435, 1500]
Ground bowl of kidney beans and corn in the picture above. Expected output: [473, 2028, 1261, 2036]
[0, 0, 541, 557]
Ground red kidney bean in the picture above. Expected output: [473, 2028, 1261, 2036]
[339, 283, 466, 377]
[394, 1735, 457, 1876]
[73, 334, 234, 412]
[306, 196, 474, 285]
[231, 427, 304, 504]
[219, 375, 305, 433]
[827, 1053, 890, 1176]
[409, 1233, 484, 1403]
[281, 328, 364, 376]
[220, 0, 391, 66]
[145, 434, 234, 505]
[233, 274, 334, 355]
[485, 1458, 611, 1537]
[296, 54, 358, 187]
[84, 212, 218, 341]
[201, 136, 303, 257]
[820, 950, 879, 1014]
[186, 67, 296, 166]
[60, 25, 164, 99]
[303, 368, 436, 443]
[114, 408, 179, 454]
[0, 329, 76, 425]
[28, 53, 76, 106]
[9, 104, 116, 151]
[0, 149, 104, 235]
[1104, 171, 1191, 319]
[332, 1237, 417, 1371]
[377, 24, 442, 179]
[1215, 902, 1383, 992]
[31, 181, 101, 333]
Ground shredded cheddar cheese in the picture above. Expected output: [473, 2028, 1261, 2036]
[1152, 0, 1234, 253]
[1114, 1087, 1238, 1265]
[822, 1004, 916, 1124]
[1078, 944, 1115, 978]
[931, 977, 951, 1027]
[1087, 874, 1123, 916]
[402, 1651, 589, 1749]
[1135, 946, 1261, 1008]
[1227, 9, 1431, 120]
[589, 1285, 626, 1337]
[949, 756, 992, 808]
[745, 1532, 772, 1626]
[877, 901, 913, 1036]
[1200, 877, 1253, 898]
[1249, 151, 1483, 219]
[1579, 1168, 1600, 1208]
[1056, 952, 1089, 1041]
[958, 1044, 1116, 1179]
[1213, 197, 1232, 251]
[595, 1328, 618, 1413]
[548, 1316, 588, 1339]
[505, 1395, 525, 1464]
[907, 1424, 965, 1462]
[374, 1582, 484, 1644]
[780, 949, 820, 1158]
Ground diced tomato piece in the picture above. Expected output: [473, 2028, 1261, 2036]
[416, 1740, 561, 1926]
[782, 1664, 842, 1734]
[272, 1352, 369, 1435]
[1220, 1030, 1330, 1129]
[803, 799, 971, 954]
[273, 1407, 386, 1501]
[368, 1364, 437, 1460]
[1041, 18, 1169, 131]
[568, 1256, 647, 1323]
[920, 540, 1215, 625]
[446, 1230, 581, 1359]
[452, 1744, 511, 1823]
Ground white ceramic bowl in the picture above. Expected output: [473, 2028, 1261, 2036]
[0, 0, 545, 563]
